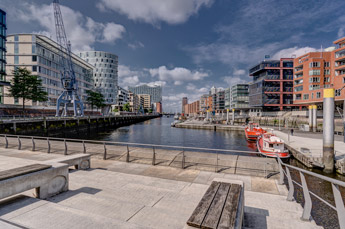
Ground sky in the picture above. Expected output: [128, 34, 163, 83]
[2, 0, 345, 112]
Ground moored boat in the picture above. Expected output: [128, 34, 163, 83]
[257, 133, 290, 159]
[244, 123, 266, 141]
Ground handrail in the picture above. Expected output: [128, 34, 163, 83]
[0, 134, 276, 176]
[276, 155, 345, 228]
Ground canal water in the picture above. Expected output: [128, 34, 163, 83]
[61, 116, 343, 228]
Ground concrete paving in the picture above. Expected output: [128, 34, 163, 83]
[0, 152, 321, 229]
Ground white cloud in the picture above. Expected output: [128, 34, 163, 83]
[223, 76, 247, 87]
[146, 81, 167, 87]
[128, 41, 145, 50]
[272, 47, 321, 59]
[97, 0, 214, 25]
[5, 1, 125, 52]
[233, 69, 246, 76]
[149, 66, 208, 85]
[118, 65, 143, 87]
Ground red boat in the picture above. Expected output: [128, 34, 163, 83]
[257, 133, 290, 159]
[244, 123, 266, 141]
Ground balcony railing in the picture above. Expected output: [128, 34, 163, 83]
[264, 99, 280, 104]
[264, 87, 280, 92]
[283, 75, 293, 80]
[265, 75, 280, 80]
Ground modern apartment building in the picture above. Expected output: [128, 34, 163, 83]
[128, 84, 162, 103]
[79, 51, 118, 105]
[138, 94, 151, 109]
[114, 86, 129, 110]
[200, 94, 208, 112]
[293, 51, 333, 105]
[5, 34, 94, 107]
[129, 92, 140, 113]
[182, 97, 188, 113]
[224, 88, 230, 110]
[230, 84, 249, 110]
[291, 36, 345, 107]
[215, 90, 225, 112]
[0, 9, 7, 104]
[249, 58, 299, 111]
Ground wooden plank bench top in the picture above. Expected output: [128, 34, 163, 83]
[0, 164, 52, 181]
[187, 181, 243, 229]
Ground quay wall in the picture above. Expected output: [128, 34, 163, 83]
[0, 115, 159, 136]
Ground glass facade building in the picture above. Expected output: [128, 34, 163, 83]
[128, 84, 162, 103]
[79, 51, 118, 105]
[0, 9, 6, 104]
[230, 84, 249, 109]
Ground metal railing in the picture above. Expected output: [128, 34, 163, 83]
[276, 156, 345, 228]
[0, 134, 277, 176]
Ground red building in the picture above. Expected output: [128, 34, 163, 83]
[184, 100, 200, 115]
[155, 102, 162, 114]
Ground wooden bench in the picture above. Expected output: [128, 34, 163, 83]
[45, 154, 91, 170]
[0, 162, 69, 200]
[187, 181, 244, 229]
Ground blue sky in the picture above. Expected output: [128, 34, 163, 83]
[2, 0, 345, 112]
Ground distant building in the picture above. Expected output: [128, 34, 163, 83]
[224, 88, 230, 110]
[200, 94, 208, 112]
[129, 92, 140, 113]
[128, 84, 162, 104]
[114, 86, 129, 110]
[4, 34, 94, 108]
[184, 100, 200, 115]
[155, 102, 162, 114]
[230, 84, 250, 111]
[79, 51, 118, 106]
[215, 90, 225, 112]
[138, 94, 151, 109]
[182, 97, 188, 114]
[249, 58, 299, 111]
[0, 9, 7, 104]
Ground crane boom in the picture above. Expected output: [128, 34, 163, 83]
[53, 0, 84, 117]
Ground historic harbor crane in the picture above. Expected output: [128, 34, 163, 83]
[53, 0, 84, 116]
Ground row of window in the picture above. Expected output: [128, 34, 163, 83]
[80, 52, 117, 59]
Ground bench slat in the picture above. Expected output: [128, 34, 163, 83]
[187, 181, 221, 228]
[0, 164, 52, 181]
[201, 182, 231, 229]
[217, 184, 242, 229]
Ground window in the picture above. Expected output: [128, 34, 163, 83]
[309, 70, 320, 75]
[325, 69, 330, 75]
[303, 94, 309, 100]
[309, 62, 320, 68]
[316, 92, 321, 98]
[324, 77, 330, 83]
[14, 56, 19, 64]
[324, 62, 330, 67]
[309, 85, 320, 91]
[309, 77, 320, 83]
[14, 43, 19, 54]
[14, 98, 19, 104]
[32, 66, 37, 72]
[14, 35, 19, 42]
[335, 89, 341, 97]
[32, 55, 37, 62]
[32, 44, 36, 54]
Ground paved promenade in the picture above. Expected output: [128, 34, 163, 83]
[0, 149, 321, 229]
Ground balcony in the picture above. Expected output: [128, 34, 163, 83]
[264, 87, 280, 93]
[335, 52, 345, 61]
[283, 87, 293, 92]
[283, 75, 293, 80]
[335, 62, 345, 71]
[264, 99, 280, 104]
[264, 75, 280, 80]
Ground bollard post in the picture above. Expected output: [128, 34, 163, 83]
[232, 109, 235, 125]
[323, 88, 335, 173]
[47, 138, 51, 154]
[226, 109, 229, 124]
[126, 145, 130, 162]
[308, 105, 313, 131]
[103, 142, 107, 160]
[182, 150, 185, 169]
[64, 139, 67, 155]
[152, 146, 156, 166]
[31, 136, 35, 151]
[215, 152, 219, 173]
[83, 140, 86, 154]
[17, 136, 21, 150]
[4, 135, 8, 148]
[312, 105, 317, 132]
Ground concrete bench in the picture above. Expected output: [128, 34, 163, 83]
[45, 154, 91, 170]
[187, 181, 244, 229]
[0, 162, 69, 200]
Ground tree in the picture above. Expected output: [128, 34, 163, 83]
[86, 90, 106, 112]
[123, 103, 130, 112]
[9, 67, 48, 114]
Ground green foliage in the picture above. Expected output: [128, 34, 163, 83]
[123, 103, 130, 112]
[86, 90, 106, 111]
[113, 108, 119, 112]
[9, 67, 48, 113]
[148, 109, 153, 113]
